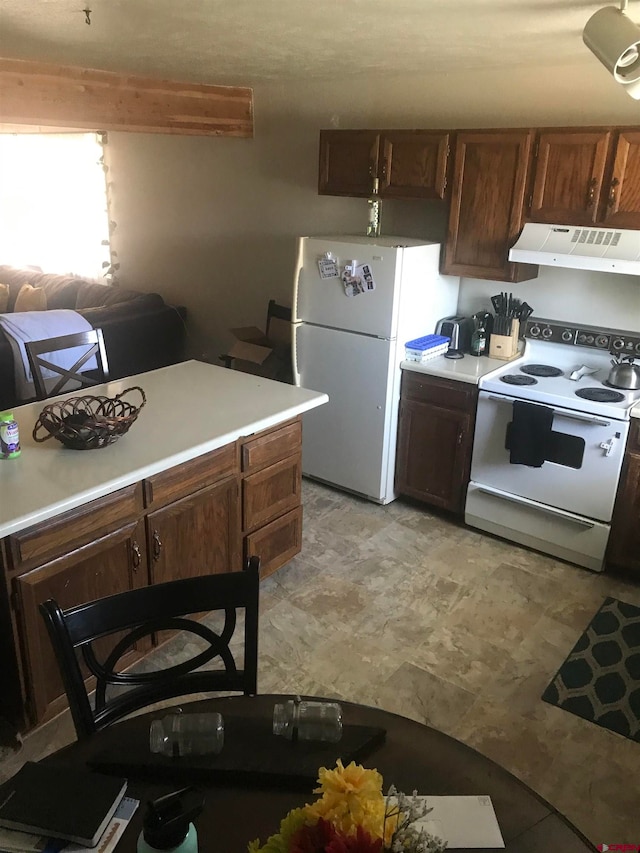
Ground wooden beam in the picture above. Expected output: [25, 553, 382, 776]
[0, 58, 253, 137]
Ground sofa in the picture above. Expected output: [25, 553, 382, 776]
[0, 266, 187, 410]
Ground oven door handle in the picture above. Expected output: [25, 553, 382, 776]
[474, 486, 596, 529]
[486, 395, 611, 427]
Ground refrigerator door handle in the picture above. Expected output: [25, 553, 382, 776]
[291, 237, 304, 324]
[292, 323, 301, 387]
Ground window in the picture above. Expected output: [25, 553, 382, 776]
[0, 132, 112, 279]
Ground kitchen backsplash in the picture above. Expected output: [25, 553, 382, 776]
[457, 267, 640, 333]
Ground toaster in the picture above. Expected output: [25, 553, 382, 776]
[435, 316, 471, 358]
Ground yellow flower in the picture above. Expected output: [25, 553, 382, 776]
[304, 760, 386, 839]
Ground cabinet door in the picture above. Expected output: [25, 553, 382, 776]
[318, 130, 379, 196]
[601, 129, 640, 228]
[14, 520, 147, 727]
[529, 130, 611, 225]
[147, 477, 240, 586]
[443, 130, 538, 282]
[379, 131, 450, 199]
[607, 423, 640, 573]
[395, 400, 473, 513]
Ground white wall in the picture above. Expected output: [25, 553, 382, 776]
[104, 63, 640, 360]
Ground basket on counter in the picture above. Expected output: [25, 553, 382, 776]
[33, 386, 147, 450]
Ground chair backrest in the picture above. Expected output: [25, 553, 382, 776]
[265, 299, 292, 342]
[39, 557, 260, 740]
[25, 328, 109, 400]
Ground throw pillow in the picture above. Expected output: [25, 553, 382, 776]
[14, 283, 47, 312]
[0, 283, 9, 313]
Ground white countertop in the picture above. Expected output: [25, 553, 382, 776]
[632, 402, 640, 419]
[401, 351, 524, 384]
[0, 360, 328, 538]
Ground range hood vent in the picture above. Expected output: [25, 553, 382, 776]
[509, 223, 640, 274]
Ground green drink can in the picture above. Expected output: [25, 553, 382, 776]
[0, 411, 21, 458]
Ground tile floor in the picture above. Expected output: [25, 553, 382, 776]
[2, 478, 639, 843]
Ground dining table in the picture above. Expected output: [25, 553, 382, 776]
[41, 694, 596, 853]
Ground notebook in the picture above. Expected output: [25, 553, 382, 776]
[0, 762, 127, 848]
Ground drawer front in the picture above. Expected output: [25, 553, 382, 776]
[241, 418, 302, 473]
[245, 506, 302, 580]
[243, 455, 302, 531]
[144, 443, 239, 509]
[401, 371, 477, 411]
[8, 483, 144, 572]
[628, 420, 640, 454]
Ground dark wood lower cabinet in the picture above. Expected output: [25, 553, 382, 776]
[14, 520, 148, 725]
[607, 420, 640, 575]
[1, 417, 303, 731]
[395, 372, 477, 514]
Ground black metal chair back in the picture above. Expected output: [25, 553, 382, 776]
[25, 328, 109, 400]
[39, 558, 260, 740]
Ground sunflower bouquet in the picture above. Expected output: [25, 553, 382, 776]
[248, 760, 447, 853]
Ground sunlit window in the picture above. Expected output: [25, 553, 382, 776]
[0, 132, 111, 279]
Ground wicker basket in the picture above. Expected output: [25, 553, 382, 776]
[33, 386, 147, 450]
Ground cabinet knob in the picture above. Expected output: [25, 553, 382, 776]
[608, 177, 619, 209]
[131, 541, 142, 570]
[152, 530, 163, 562]
[586, 177, 597, 208]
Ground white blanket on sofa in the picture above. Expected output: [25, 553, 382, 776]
[0, 309, 97, 402]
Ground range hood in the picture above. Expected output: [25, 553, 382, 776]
[509, 223, 640, 274]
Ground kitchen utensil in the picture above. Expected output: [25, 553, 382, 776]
[606, 356, 640, 390]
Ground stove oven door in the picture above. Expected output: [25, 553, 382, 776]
[470, 391, 628, 521]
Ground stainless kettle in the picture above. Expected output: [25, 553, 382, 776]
[606, 355, 640, 390]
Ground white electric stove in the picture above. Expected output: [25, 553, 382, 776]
[466, 318, 640, 572]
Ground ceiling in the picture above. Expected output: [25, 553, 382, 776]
[0, 0, 631, 87]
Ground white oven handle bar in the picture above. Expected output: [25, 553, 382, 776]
[486, 395, 611, 427]
[474, 485, 596, 529]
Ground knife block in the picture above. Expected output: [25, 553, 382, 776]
[489, 319, 520, 360]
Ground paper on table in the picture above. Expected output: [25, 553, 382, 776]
[413, 795, 504, 849]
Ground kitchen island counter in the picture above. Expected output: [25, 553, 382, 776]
[0, 360, 327, 538]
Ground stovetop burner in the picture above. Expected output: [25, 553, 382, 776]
[500, 374, 538, 386]
[575, 387, 626, 403]
[520, 364, 564, 378]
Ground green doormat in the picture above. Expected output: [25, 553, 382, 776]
[542, 597, 640, 743]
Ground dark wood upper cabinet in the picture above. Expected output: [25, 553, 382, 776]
[529, 130, 611, 225]
[318, 129, 450, 199]
[601, 129, 640, 228]
[529, 127, 640, 228]
[318, 130, 380, 197]
[443, 129, 538, 282]
[378, 131, 450, 199]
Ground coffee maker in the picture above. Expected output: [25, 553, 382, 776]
[435, 315, 471, 359]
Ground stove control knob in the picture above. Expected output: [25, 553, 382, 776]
[578, 333, 587, 343]
[542, 327, 553, 339]
[612, 338, 625, 350]
[636, 342, 640, 355]
[561, 330, 573, 342]
[529, 325, 541, 337]
[586, 335, 594, 344]
[595, 335, 609, 348]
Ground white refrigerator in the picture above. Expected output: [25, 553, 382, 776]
[292, 235, 460, 504]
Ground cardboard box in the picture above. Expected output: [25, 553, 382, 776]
[226, 312, 292, 382]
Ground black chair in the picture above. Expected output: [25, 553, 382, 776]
[219, 299, 292, 370]
[25, 328, 109, 400]
[39, 557, 260, 741]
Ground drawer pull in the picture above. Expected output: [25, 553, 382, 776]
[152, 530, 163, 562]
[131, 541, 141, 570]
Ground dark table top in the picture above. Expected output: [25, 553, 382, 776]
[44, 695, 596, 853]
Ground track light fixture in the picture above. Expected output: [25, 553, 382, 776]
[583, 0, 640, 99]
